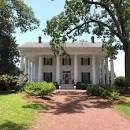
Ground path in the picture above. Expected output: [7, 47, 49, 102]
[31, 90, 130, 130]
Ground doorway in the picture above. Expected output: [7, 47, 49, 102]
[63, 71, 71, 84]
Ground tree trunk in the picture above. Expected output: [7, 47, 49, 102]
[125, 44, 130, 87]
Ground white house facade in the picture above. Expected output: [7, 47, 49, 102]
[19, 38, 115, 88]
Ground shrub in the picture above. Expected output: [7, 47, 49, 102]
[87, 85, 120, 100]
[76, 82, 88, 90]
[114, 76, 126, 89]
[87, 85, 104, 96]
[104, 86, 120, 100]
[53, 82, 59, 89]
[24, 82, 56, 97]
[0, 74, 19, 91]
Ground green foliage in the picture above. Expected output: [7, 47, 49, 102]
[0, 74, 19, 91]
[0, 0, 39, 75]
[76, 82, 88, 90]
[87, 85, 104, 96]
[87, 85, 120, 100]
[114, 76, 126, 88]
[53, 81, 59, 89]
[24, 82, 56, 96]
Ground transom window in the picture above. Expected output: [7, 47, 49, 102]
[43, 72, 52, 82]
[81, 72, 90, 83]
[81, 57, 90, 65]
[43, 57, 52, 65]
[62, 57, 71, 65]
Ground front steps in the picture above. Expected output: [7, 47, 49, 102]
[59, 84, 75, 89]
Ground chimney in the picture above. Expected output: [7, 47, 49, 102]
[91, 36, 95, 43]
[38, 36, 42, 43]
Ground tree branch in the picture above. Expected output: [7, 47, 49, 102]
[82, 0, 122, 36]
[66, 19, 120, 38]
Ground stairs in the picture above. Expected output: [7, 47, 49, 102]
[59, 84, 75, 89]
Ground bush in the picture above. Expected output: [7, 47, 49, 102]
[24, 82, 56, 97]
[114, 76, 126, 89]
[87, 85, 120, 100]
[53, 82, 59, 89]
[87, 85, 104, 96]
[0, 74, 19, 91]
[76, 82, 88, 90]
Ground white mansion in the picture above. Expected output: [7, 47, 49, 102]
[19, 37, 115, 88]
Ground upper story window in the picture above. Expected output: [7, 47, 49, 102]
[62, 57, 71, 65]
[81, 57, 90, 65]
[43, 57, 52, 65]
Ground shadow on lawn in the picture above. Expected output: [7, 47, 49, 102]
[0, 120, 27, 130]
[22, 103, 47, 110]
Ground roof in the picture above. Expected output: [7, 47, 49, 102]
[18, 42, 102, 49]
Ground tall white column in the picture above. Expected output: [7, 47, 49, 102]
[28, 59, 31, 81]
[56, 55, 60, 84]
[74, 55, 78, 84]
[92, 56, 96, 84]
[33, 63, 36, 81]
[110, 59, 114, 85]
[19, 55, 24, 84]
[38, 56, 42, 82]
[30, 62, 33, 81]
[105, 58, 109, 85]
[102, 59, 105, 85]
[25, 57, 28, 75]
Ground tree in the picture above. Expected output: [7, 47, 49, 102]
[0, 0, 39, 75]
[44, 0, 130, 86]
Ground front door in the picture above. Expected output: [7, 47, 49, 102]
[63, 71, 71, 84]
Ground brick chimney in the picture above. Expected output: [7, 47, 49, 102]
[38, 36, 42, 43]
[91, 36, 95, 43]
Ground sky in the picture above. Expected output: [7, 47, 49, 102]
[15, 0, 125, 76]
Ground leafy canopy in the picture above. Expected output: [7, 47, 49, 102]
[0, 0, 39, 75]
[44, 0, 130, 56]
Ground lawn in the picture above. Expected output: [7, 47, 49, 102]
[0, 93, 44, 130]
[113, 97, 130, 118]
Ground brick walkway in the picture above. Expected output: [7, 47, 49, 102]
[30, 90, 130, 130]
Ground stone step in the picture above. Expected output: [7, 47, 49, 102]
[59, 84, 75, 89]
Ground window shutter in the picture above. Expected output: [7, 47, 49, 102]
[88, 72, 90, 83]
[88, 58, 90, 65]
[69, 58, 71, 65]
[62, 58, 64, 65]
[51, 58, 52, 65]
[43, 72, 45, 81]
[81, 72, 83, 82]
[50, 72, 52, 81]
[44, 57, 45, 65]
[81, 58, 83, 65]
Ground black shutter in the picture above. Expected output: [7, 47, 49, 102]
[43, 72, 45, 81]
[81, 58, 83, 65]
[62, 58, 64, 65]
[69, 58, 71, 65]
[88, 72, 90, 83]
[44, 57, 46, 65]
[50, 72, 52, 82]
[88, 58, 90, 65]
[51, 58, 52, 65]
[81, 72, 83, 82]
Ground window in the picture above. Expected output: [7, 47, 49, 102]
[43, 57, 52, 65]
[81, 58, 90, 65]
[62, 57, 71, 65]
[81, 72, 90, 83]
[43, 72, 52, 82]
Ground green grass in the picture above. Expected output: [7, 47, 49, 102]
[113, 97, 130, 118]
[0, 93, 45, 130]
